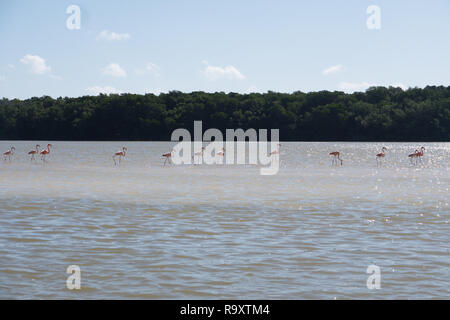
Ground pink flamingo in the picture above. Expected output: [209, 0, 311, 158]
[28, 144, 40, 161]
[408, 147, 425, 165]
[216, 147, 225, 164]
[270, 144, 281, 155]
[113, 147, 127, 165]
[217, 147, 225, 157]
[408, 149, 419, 165]
[193, 147, 205, 165]
[329, 151, 343, 166]
[162, 149, 174, 166]
[376, 147, 387, 166]
[40, 144, 52, 162]
[415, 146, 425, 165]
[3, 146, 15, 162]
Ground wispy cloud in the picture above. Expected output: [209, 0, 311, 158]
[20, 54, 51, 75]
[86, 86, 121, 95]
[102, 63, 127, 78]
[203, 62, 245, 81]
[0, 75, 5, 81]
[97, 30, 130, 41]
[135, 62, 160, 77]
[322, 64, 343, 75]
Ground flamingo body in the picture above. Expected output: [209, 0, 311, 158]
[40, 144, 52, 162]
[28, 144, 40, 161]
[329, 151, 343, 166]
[113, 147, 127, 165]
[3, 146, 15, 161]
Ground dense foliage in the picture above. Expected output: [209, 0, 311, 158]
[1, 86, 449, 141]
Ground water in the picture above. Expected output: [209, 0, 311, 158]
[0, 141, 449, 299]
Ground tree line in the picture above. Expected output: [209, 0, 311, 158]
[1, 86, 449, 141]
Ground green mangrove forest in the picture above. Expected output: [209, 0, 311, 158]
[1, 85, 449, 141]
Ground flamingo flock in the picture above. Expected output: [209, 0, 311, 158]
[1, 144, 430, 167]
[329, 146, 426, 167]
[408, 146, 425, 165]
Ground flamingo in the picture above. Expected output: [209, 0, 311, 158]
[40, 144, 52, 162]
[415, 146, 425, 165]
[162, 149, 174, 166]
[28, 144, 41, 161]
[113, 147, 127, 165]
[408, 147, 425, 165]
[376, 147, 387, 166]
[270, 144, 281, 155]
[3, 146, 15, 162]
[193, 147, 205, 165]
[216, 147, 226, 164]
[329, 151, 343, 166]
[408, 149, 419, 165]
[217, 147, 225, 157]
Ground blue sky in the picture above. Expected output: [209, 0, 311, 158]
[0, 0, 449, 99]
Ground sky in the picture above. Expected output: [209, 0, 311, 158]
[0, 0, 449, 99]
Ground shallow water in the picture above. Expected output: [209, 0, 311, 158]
[0, 141, 449, 299]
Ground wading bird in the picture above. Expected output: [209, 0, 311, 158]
[28, 144, 40, 161]
[3, 146, 15, 162]
[113, 147, 127, 165]
[376, 147, 387, 166]
[162, 149, 174, 166]
[40, 144, 52, 162]
[415, 146, 425, 165]
[329, 151, 343, 166]
[270, 144, 281, 155]
[408, 147, 425, 165]
[193, 147, 205, 165]
[217, 147, 225, 157]
[408, 149, 418, 165]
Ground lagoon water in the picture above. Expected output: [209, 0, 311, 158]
[0, 141, 449, 299]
